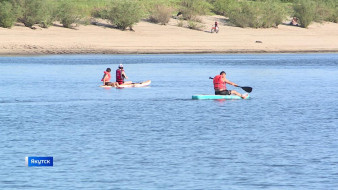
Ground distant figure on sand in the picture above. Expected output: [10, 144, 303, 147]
[116, 64, 132, 85]
[211, 21, 219, 33]
[290, 17, 299, 26]
[213, 71, 248, 99]
[101, 68, 119, 87]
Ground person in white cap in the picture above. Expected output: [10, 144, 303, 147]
[116, 64, 131, 85]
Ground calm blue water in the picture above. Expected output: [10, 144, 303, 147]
[0, 54, 337, 189]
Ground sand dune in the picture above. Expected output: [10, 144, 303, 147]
[0, 15, 337, 55]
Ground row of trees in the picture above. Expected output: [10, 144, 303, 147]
[0, 0, 82, 28]
[213, 0, 337, 28]
[0, 0, 337, 29]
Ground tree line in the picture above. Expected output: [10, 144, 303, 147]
[0, 0, 337, 29]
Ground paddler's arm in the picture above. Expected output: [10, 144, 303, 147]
[102, 73, 107, 85]
[224, 79, 238, 87]
[122, 71, 128, 79]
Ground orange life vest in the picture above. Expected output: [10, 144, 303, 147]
[101, 71, 111, 82]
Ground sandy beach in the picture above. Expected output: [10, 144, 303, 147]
[0, 15, 337, 55]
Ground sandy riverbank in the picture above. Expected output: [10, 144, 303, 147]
[0, 15, 337, 55]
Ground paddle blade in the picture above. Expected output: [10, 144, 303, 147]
[241, 86, 252, 93]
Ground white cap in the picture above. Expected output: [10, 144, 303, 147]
[119, 64, 123, 68]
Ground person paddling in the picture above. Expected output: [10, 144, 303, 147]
[116, 64, 132, 85]
[213, 71, 248, 99]
[101, 68, 119, 87]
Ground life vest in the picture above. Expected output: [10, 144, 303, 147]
[116, 69, 124, 84]
[101, 71, 111, 82]
[213, 75, 226, 90]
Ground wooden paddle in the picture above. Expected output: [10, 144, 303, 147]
[209, 77, 252, 93]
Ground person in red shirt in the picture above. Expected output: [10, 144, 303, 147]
[213, 71, 248, 99]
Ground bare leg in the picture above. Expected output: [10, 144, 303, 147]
[106, 82, 118, 87]
[231, 90, 248, 99]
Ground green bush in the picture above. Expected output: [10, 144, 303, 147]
[330, 0, 338, 23]
[260, 0, 288, 28]
[212, 0, 238, 17]
[0, 1, 17, 28]
[15, 0, 56, 28]
[92, 7, 110, 19]
[227, 0, 287, 28]
[228, 2, 256, 28]
[6, 0, 23, 19]
[149, 4, 173, 25]
[107, 0, 143, 30]
[139, 0, 180, 15]
[39, 0, 57, 28]
[67, 0, 111, 17]
[327, 7, 338, 23]
[314, 0, 338, 23]
[18, 0, 42, 27]
[293, 0, 316, 28]
[280, 0, 295, 2]
[57, 1, 82, 28]
[179, 0, 212, 20]
[187, 20, 204, 30]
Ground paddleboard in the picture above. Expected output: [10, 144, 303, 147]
[100, 80, 151, 88]
[192, 94, 250, 100]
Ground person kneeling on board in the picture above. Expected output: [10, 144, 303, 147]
[116, 64, 132, 85]
[213, 71, 248, 99]
[102, 68, 119, 87]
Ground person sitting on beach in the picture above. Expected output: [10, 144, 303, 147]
[290, 17, 299, 26]
[213, 71, 248, 99]
[102, 68, 119, 87]
[215, 21, 218, 28]
[116, 64, 132, 85]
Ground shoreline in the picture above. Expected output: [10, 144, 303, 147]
[1, 49, 338, 57]
[1, 16, 337, 56]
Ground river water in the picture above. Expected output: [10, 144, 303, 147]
[0, 54, 337, 189]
